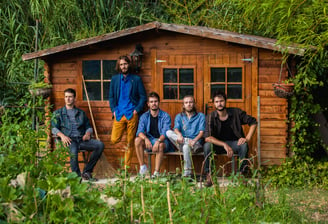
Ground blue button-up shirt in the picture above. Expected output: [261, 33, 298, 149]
[115, 75, 135, 121]
[136, 109, 171, 139]
[174, 112, 205, 141]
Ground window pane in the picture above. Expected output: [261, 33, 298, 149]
[163, 69, 177, 83]
[211, 84, 225, 98]
[163, 85, 177, 99]
[179, 69, 194, 83]
[103, 60, 117, 80]
[227, 68, 242, 82]
[82, 60, 100, 80]
[227, 84, 242, 99]
[211, 68, 225, 82]
[179, 85, 194, 99]
[83, 82, 101, 101]
[103, 81, 110, 101]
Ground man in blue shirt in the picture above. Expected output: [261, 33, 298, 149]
[109, 55, 147, 168]
[135, 92, 172, 177]
[52, 88, 104, 181]
[166, 95, 205, 177]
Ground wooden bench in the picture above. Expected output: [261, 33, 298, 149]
[145, 150, 239, 175]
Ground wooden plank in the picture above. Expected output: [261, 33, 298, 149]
[260, 136, 287, 144]
[260, 113, 287, 120]
[261, 120, 287, 128]
[261, 128, 287, 136]
[260, 98, 287, 106]
[261, 105, 287, 113]
[261, 143, 286, 150]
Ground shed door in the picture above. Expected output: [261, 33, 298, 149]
[153, 53, 204, 121]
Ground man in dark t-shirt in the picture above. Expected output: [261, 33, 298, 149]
[135, 92, 172, 178]
[204, 91, 257, 186]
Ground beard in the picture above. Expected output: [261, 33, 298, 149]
[216, 106, 225, 111]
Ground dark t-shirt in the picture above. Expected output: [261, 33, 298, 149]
[218, 117, 238, 141]
[149, 114, 160, 138]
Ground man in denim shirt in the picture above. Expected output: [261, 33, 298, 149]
[166, 95, 205, 177]
[135, 92, 173, 177]
[52, 88, 104, 181]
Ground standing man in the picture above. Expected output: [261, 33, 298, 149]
[52, 88, 104, 181]
[204, 91, 257, 186]
[135, 92, 172, 177]
[109, 55, 147, 168]
[166, 95, 205, 177]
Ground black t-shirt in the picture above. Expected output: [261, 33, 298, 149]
[149, 114, 160, 138]
[218, 117, 238, 141]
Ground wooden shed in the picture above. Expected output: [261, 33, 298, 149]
[22, 21, 304, 173]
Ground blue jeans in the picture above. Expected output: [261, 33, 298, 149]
[203, 141, 248, 174]
[68, 137, 104, 176]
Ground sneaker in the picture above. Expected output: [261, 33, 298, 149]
[151, 171, 160, 178]
[183, 170, 192, 177]
[139, 164, 148, 176]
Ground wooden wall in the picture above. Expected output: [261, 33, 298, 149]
[45, 30, 291, 174]
[258, 49, 289, 165]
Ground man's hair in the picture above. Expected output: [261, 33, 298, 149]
[212, 91, 226, 102]
[182, 95, 197, 113]
[116, 55, 131, 73]
[64, 88, 76, 97]
[148, 91, 160, 102]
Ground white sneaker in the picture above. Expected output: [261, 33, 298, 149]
[139, 164, 148, 176]
[151, 171, 160, 178]
[183, 170, 192, 177]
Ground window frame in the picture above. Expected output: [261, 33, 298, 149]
[80, 59, 117, 104]
[208, 64, 245, 102]
[161, 65, 197, 102]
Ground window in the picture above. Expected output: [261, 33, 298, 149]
[163, 68, 194, 100]
[82, 60, 116, 101]
[210, 67, 242, 99]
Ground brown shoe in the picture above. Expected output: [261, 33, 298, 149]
[205, 173, 213, 187]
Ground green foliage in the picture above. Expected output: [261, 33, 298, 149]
[28, 81, 52, 90]
[102, 172, 304, 223]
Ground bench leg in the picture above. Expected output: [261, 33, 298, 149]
[82, 151, 89, 166]
[148, 153, 152, 174]
[231, 156, 235, 175]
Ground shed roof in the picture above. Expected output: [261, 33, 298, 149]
[22, 21, 305, 61]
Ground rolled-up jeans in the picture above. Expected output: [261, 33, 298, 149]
[166, 130, 202, 176]
[68, 137, 104, 176]
[203, 141, 248, 174]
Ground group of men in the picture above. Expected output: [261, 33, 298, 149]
[51, 55, 257, 186]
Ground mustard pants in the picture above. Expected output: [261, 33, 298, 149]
[111, 114, 138, 167]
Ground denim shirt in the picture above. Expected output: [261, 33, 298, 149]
[204, 108, 257, 139]
[174, 112, 205, 141]
[136, 109, 171, 139]
[51, 106, 93, 137]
